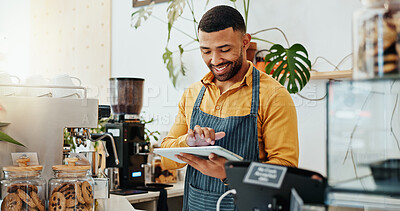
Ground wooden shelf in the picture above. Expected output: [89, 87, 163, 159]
[310, 70, 352, 80]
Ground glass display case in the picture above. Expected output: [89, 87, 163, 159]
[326, 78, 400, 208]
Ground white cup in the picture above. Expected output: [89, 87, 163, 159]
[24, 74, 52, 97]
[0, 72, 20, 96]
[52, 74, 82, 98]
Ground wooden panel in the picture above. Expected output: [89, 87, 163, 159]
[310, 70, 353, 80]
[30, 0, 111, 104]
[133, 0, 169, 7]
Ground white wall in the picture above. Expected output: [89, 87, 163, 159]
[112, 0, 363, 175]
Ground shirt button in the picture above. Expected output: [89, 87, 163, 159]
[215, 105, 221, 110]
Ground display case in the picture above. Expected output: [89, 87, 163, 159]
[326, 78, 400, 208]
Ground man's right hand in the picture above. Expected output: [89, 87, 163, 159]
[186, 125, 225, 146]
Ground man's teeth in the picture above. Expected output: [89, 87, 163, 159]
[215, 64, 228, 71]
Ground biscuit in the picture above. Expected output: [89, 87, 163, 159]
[1, 193, 22, 211]
[81, 181, 93, 205]
[30, 191, 45, 211]
[63, 189, 78, 208]
[75, 182, 85, 204]
[49, 192, 66, 211]
[16, 189, 37, 208]
[66, 203, 89, 211]
[53, 183, 74, 195]
[7, 183, 38, 193]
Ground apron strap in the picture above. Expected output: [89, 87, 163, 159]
[250, 67, 260, 115]
[193, 86, 206, 108]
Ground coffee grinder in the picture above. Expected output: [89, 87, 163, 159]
[105, 78, 150, 190]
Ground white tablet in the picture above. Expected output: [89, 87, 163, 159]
[153, 146, 243, 164]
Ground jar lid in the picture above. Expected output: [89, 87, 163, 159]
[3, 157, 43, 172]
[52, 157, 90, 171]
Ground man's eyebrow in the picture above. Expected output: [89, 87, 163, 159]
[199, 44, 231, 50]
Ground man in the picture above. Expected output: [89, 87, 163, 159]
[161, 5, 299, 210]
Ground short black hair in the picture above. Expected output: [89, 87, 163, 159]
[198, 5, 246, 34]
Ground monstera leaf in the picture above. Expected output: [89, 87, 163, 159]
[264, 43, 311, 94]
[131, 2, 155, 29]
[167, 0, 186, 42]
[0, 131, 25, 147]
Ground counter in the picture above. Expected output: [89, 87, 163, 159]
[123, 181, 184, 211]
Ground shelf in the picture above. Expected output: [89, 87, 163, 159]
[328, 175, 400, 197]
[310, 70, 352, 80]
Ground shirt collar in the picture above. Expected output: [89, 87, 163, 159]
[201, 61, 255, 87]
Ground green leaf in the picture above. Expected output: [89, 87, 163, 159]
[0, 131, 25, 147]
[162, 47, 179, 87]
[131, 2, 155, 29]
[264, 43, 311, 94]
[167, 0, 186, 24]
[178, 44, 186, 76]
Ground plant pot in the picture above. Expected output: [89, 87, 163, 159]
[246, 42, 257, 62]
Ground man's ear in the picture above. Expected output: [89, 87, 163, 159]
[242, 33, 252, 50]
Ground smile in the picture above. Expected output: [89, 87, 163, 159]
[213, 63, 230, 73]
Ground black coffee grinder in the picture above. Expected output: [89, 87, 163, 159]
[105, 78, 150, 189]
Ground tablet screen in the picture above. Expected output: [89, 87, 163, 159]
[154, 146, 243, 163]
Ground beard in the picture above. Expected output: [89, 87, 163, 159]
[209, 49, 243, 82]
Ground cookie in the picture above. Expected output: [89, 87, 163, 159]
[66, 203, 89, 211]
[30, 191, 45, 211]
[21, 203, 39, 211]
[75, 182, 85, 204]
[53, 183, 74, 194]
[49, 192, 66, 211]
[81, 181, 93, 205]
[16, 189, 37, 208]
[63, 188, 78, 208]
[7, 183, 38, 193]
[1, 193, 22, 211]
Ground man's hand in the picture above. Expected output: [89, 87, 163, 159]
[187, 125, 225, 146]
[176, 153, 227, 179]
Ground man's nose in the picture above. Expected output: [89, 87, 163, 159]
[211, 52, 223, 65]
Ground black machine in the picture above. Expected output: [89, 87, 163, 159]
[225, 161, 326, 211]
[105, 116, 150, 189]
[104, 78, 150, 190]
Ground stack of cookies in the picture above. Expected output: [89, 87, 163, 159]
[49, 181, 93, 211]
[1, 183, 45, 211]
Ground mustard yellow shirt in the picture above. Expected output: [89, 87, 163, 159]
[161, 62, 299, 169]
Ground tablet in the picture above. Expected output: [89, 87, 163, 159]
[153, 146, 243, 164]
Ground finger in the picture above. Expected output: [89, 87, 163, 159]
[187, 129, 194, 138]
[208, 153, 227, 167]
[208, 128, 215, 142]
[194, 125, 204, 139]
[202, 127, 211, 143]
[215, 132, 225, 140]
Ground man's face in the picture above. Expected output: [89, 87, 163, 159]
[199, 28, 246, 82]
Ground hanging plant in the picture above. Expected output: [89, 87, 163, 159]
[131, 0, 312, 93]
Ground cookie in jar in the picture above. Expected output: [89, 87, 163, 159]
[1, 157, 46, 211]
[48, 158, 94, 211]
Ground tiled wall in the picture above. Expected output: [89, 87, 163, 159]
[30, 0, 111, 103]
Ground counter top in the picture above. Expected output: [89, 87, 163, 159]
[122, 181, 185, 204]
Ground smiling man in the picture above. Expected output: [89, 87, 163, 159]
[161, 5, 299, 210]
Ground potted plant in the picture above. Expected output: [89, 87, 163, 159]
[131, 0, 311, 94]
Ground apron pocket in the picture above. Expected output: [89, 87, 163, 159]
[187, 184, 235, 211]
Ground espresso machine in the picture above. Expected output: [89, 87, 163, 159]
[105, 78, 150, 190]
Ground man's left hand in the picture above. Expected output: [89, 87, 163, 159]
[175, 153, 227, 179]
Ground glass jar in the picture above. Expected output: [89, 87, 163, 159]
[1, 157, 46, 211]
[353, 0, 400, 79]
[48, 157, 94, 211]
